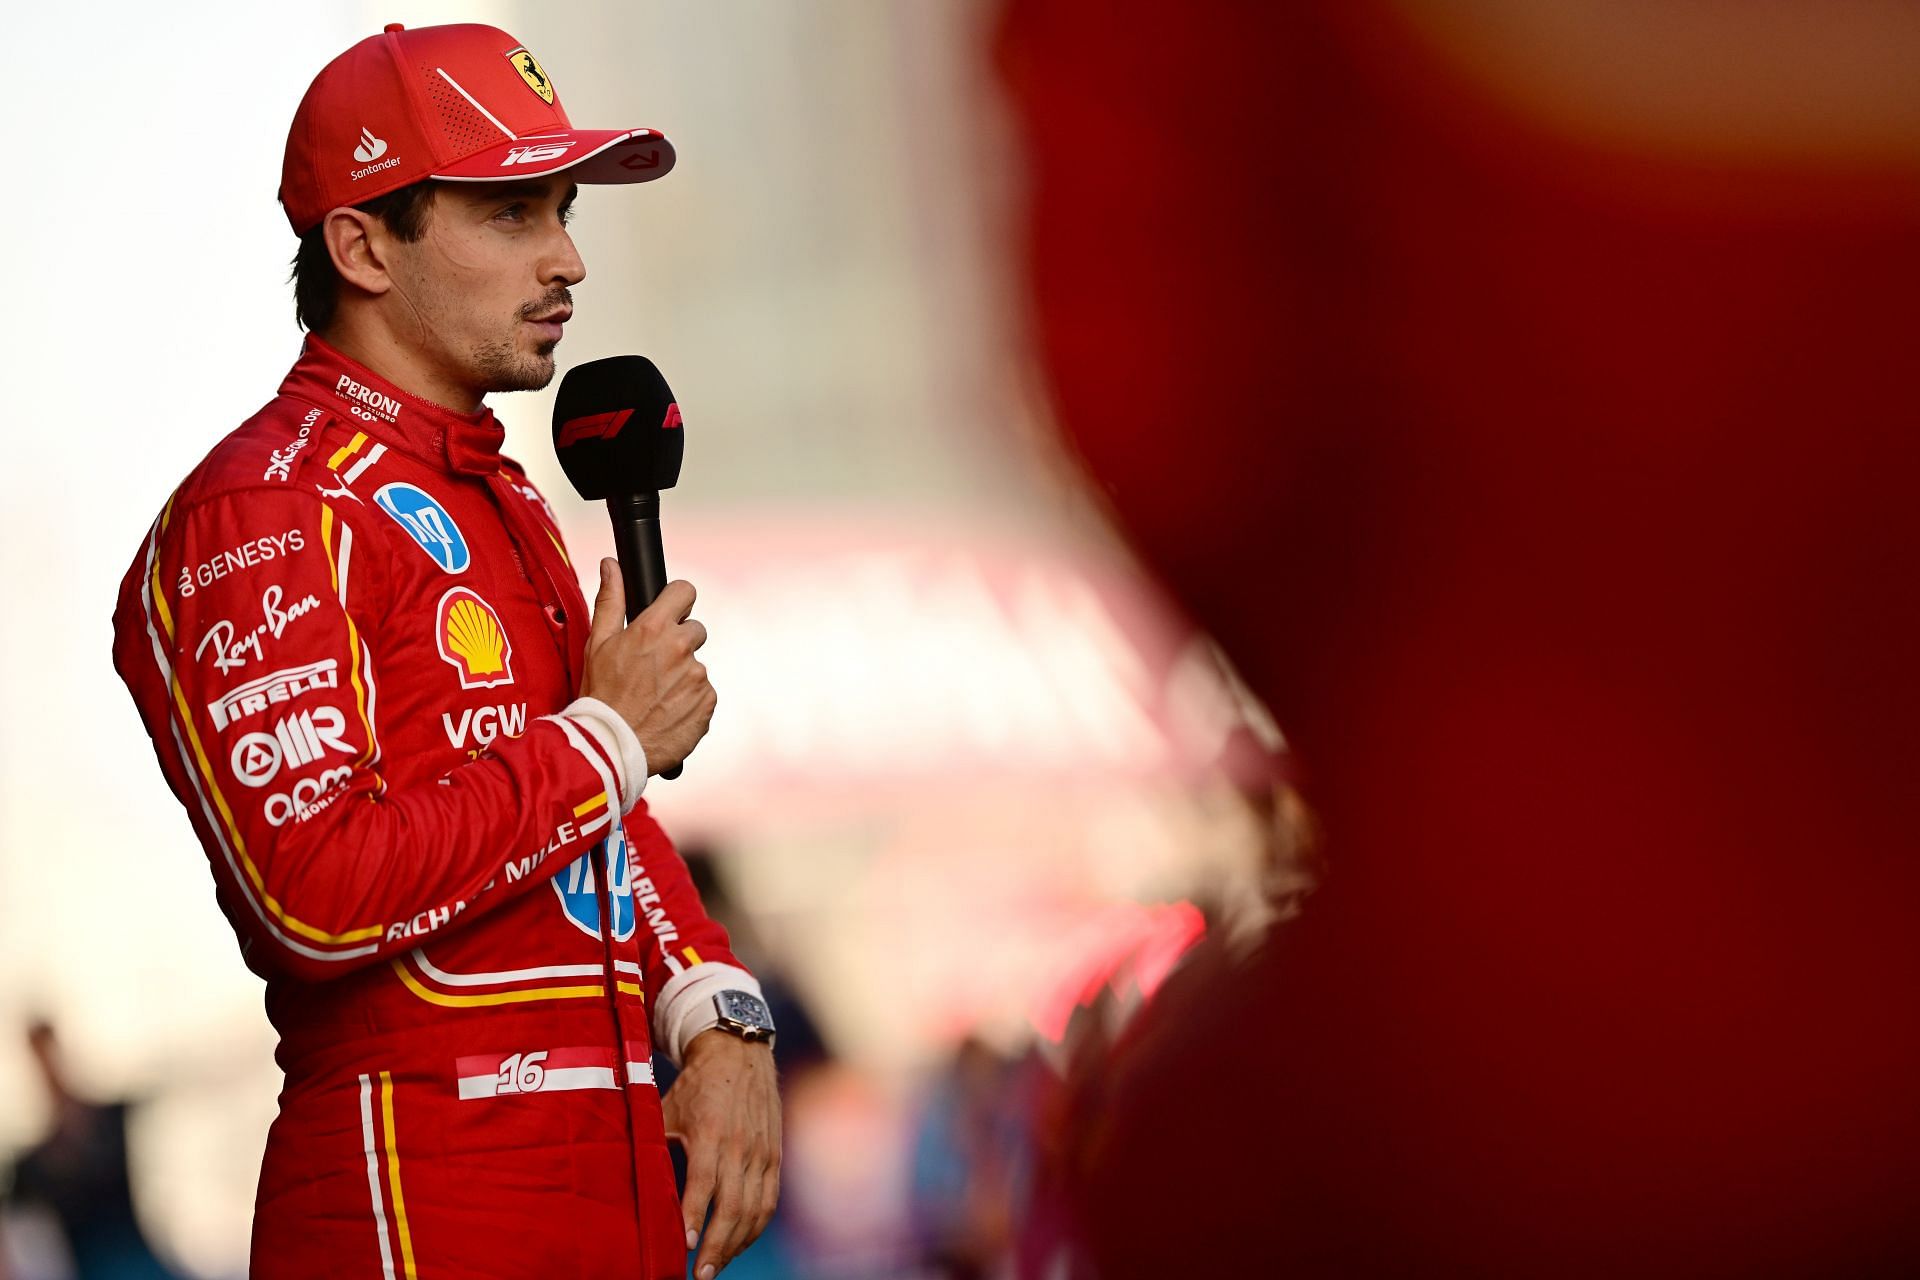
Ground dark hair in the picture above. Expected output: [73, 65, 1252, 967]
[289, 181, 439, 332]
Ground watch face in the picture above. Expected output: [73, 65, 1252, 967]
[716, 989, 774, 1034]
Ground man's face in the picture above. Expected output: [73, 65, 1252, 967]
[383, 176, 584, 396]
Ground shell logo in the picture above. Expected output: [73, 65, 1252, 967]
[435, 587, 515, 689]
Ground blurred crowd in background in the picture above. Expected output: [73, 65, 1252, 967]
[7, 0, 1920, 1276]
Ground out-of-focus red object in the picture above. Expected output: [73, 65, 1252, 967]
[998, 2, 1920, 1273]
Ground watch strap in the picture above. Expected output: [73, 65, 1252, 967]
[651, 962, 763, 1064]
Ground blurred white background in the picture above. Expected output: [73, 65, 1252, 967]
[0, 3, 1275, 1275]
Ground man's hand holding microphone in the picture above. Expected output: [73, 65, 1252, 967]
[579, 563, 714, 777]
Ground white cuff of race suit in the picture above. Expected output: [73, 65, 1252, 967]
[561, 697, 649, 813]
[655, 963, 767, 1066]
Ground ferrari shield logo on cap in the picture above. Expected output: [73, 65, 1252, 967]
[508, 47, 555, 104]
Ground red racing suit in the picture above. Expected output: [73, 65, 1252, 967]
[112, 336, 756, 1279]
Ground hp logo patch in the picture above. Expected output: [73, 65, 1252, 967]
[553, 825, 636, 941]
[374, 483, 470, 573]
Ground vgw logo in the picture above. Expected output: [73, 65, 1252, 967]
[553, 825, 635, 941]
[374, 483, 470, 573]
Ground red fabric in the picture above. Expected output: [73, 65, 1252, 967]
[279, 22, 672, 234]
[113, 337, 742, 1279]
[1001, 2, 1920, 1273]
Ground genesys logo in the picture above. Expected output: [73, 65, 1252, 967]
[374, 483, 469, 573]
[176, 529, 305, 599]
[501, 140, 575, 167]
[443, 702, 528, 751]
[230, 706, 353, 788]
[263, 765, 353, 829]
[208, 659, 339, 731]
[436, 587, 514, 689]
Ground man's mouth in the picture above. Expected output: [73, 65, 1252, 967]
[524, 306, 571, 344]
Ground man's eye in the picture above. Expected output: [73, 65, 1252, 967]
[494, 203, 526, 222]
[559, 205, 576, 227]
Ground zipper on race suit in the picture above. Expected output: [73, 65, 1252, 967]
[483, 473, 586, 688]
[592, 838, 659, 1275]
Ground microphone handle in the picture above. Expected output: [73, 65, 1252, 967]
[609, 493, 669, 620]
[606, 492, 683, 780]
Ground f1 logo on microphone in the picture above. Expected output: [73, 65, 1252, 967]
[556, 409, 633, 447]
[555, 404, 679, 447]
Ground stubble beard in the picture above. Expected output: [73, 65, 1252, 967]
[470, 287, 572, 393]
[471, 336, 558, 392]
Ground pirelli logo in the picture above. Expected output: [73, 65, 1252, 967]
[208, 659, 340, 731]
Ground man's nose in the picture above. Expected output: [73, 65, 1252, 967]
[547, 230, 586, 288]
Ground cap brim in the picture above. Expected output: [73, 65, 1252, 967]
[431, 128, 675, 184]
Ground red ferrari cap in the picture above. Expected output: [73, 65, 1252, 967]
[280, 23, 675, 235]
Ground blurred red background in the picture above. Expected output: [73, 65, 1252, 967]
[1001, 0, 1920, 1273]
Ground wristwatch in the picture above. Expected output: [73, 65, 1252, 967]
[711, 989, 776, 1044]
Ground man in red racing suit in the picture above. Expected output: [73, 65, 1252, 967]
[113, 334, 767, 1279]
[111, 23, 777, 1280]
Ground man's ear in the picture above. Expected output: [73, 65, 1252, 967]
[321, 207, 395, 298]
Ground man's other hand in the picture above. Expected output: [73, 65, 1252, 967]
[580, 558, 716, 774]
[663, 1029, 782, 1278]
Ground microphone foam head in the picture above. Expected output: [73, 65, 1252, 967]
[551, 355, 684, 499]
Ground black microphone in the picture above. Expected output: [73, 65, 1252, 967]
[552, 355, 688, 779]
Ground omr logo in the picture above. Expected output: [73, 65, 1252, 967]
[556, 409, 633, 448]
[353, 127, 388, 164]
[230, 707, 353, 788]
